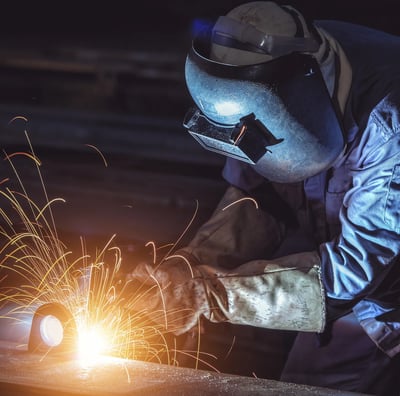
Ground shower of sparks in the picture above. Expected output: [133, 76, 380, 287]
[0, 137, 218, 371]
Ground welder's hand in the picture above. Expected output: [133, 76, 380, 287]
[123, 257, 216, 335]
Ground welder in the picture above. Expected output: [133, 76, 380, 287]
[125, 2, 400, 394]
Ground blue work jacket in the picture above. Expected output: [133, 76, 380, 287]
[222, 20, 400, 357]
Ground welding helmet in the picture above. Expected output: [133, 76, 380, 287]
[183, 1, 345, 183]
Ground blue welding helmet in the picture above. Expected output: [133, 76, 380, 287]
[183, 12, 345, 183]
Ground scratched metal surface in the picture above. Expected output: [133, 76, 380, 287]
[0, 342, 368, 396]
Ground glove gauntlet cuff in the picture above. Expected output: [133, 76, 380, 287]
[196, 251, 326, 332]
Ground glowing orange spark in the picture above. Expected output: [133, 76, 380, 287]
[159, 200, 199, 265]
[35, 198, 66, 222]
[4, 152, 41, 166]
[224, 335, 236, 360]
[150, 274, 168, 330]
[145, 241, 157, 265]
[165, 254, 194, 278]
[85, 144, 108, 167]
[222, 196, 259, 211]
[8, 116, 28, 125]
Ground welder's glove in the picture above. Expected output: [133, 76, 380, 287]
[124, 257, 210, 335]
[126, 251, 325, 335]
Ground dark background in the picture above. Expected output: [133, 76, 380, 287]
[1, 0, 399, 245]
[0, 0, 399, 381]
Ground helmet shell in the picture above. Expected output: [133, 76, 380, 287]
[184, 40, 345, 183]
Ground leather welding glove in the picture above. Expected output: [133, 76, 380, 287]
[126, 251, 325, 335]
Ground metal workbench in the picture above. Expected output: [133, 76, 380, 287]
[0, 341, 368, 396]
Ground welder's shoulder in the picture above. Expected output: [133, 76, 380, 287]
[370, 84, 400, 139]
[316, 19, 400, 44]
[316, 20, 400, 63]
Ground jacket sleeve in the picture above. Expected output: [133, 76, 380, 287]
[179, 184, 285, 269]
[169, 184, 326, 333]
[320, 97, 400, 305]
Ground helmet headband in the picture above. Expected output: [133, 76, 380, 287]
[212, 16, 320, 57]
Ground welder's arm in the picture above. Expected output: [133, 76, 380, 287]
[176, 184, 284, 269]
[126, 251, 325, 335]
[124, 184, 325, 335]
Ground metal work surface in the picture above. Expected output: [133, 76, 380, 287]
[0, 342, 367, 396]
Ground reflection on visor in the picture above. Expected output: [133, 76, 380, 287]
[183, 107, 283, 164]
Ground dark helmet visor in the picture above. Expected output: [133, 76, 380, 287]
[183, 108, 283, 164]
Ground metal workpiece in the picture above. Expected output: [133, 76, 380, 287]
[0, 341, 368, 396]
